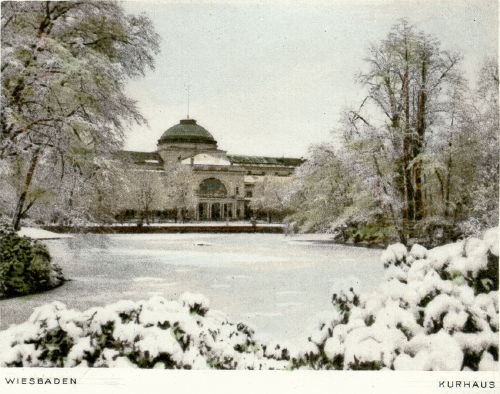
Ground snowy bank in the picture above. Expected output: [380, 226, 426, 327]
[291, 227, 498, 370]
[17, 227, 72, 240]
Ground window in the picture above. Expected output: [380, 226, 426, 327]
[245, 190, 253, 198]
[198, 178, 228, 197]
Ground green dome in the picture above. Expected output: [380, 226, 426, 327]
[158, 119, 216, 145]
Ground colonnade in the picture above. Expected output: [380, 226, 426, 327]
[196, 201, 240, 220]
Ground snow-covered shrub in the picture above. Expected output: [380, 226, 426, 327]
[0, 230, 64, 297]
[412, 216, 460, 248]
[290, 227, 499, 370]
[0, 294, 288, 369]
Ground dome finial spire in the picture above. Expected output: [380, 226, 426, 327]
[185, 84, 191, 119]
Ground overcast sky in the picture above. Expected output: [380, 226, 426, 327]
[122, 0, 498, 157]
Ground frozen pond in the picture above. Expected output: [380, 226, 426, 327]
[0, 233, 383, 342]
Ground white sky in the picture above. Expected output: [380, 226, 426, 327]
[121, 0, 498, 157]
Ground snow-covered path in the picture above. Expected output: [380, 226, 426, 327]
[17, 227, 73, 240]
[0, 233, 383, 342]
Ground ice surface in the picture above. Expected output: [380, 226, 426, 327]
[0, 233, 383, 344]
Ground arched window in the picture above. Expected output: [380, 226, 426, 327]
[198, 178, 227, 197]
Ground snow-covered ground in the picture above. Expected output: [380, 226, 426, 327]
[17, 227, 73, 240]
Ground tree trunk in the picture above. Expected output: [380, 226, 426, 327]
[402, 65, 414, 236]
[414, 164, 424, 220]
[414, 56, 428, 221]
[435, 169, 445, 212]
[144, 204, 150, 225]
[444, 143, 453, 217]
[373, 154, 406, 244]
[12, 148, 41, 230]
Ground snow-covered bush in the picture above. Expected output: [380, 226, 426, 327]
[290, 227, 498, 370]
[0, 229, 64, 298]
[0, 294, 288, 369]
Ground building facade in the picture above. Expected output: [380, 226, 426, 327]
[115, 118, 303, 221]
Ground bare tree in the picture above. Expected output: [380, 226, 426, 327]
[348, 19, 462, 239]
[125, 170, 166, 225]
[1, 1, 160, 229]
[163, 163, 196, 222]
[250, 176, 292, 223]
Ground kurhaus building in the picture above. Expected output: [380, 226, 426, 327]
[113, 118, 303, 221]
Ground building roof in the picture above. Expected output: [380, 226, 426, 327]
[158, 119, 217, 145]
[181, 153, 231, 166]
[110, 151, 163, 168]
[227, 155, 304, 167]
[111, 150, 303, 171]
